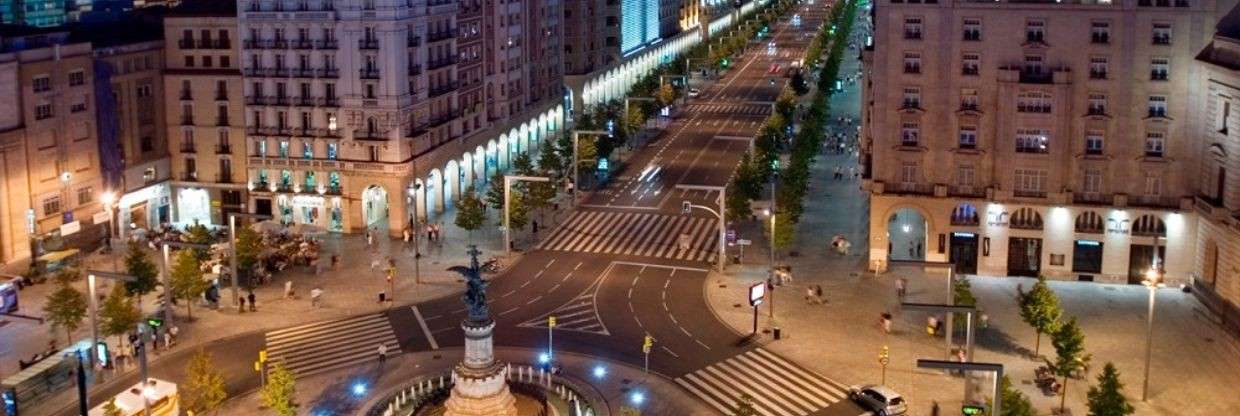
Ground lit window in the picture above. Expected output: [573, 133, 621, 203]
[1150, 58, 1169, 81]
[902, 87, 921, 109]
[961, 53, 979, 76]
[962, 18, 981, 41]
[1016, 129, 1050, 153]
[901, 122, 920, 146]
[903, 52, 921, 74]
[903, 17, 923, 40]
[1085, 131, 1104, 155]
[1025, 20, 1045, 43]
[1090, 22, 1110, 44]
[1144, 132, 1165, 157]
[1083, 169, 1102, 193]
[1089, 57, 1108, 79]
[1153, 23, 1172, 45]
[1148, 95, 1168, 118]
[958, 126, 977, 149]
[1088, 93, 1107, 115]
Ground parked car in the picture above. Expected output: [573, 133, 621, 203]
[687, 88, 701, 98]
[848, 384, 908, 416]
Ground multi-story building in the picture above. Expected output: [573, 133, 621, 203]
[0, 28, 106, 265]
[0, 0, 68, 27]
[164, 0, 248, 228]
[562, 0, 689, 76]
[91, 33, 170, 240]
[1189, 6, 1240, 337]
[236, 0, 565, 235]
[861, 0, 1234, 284]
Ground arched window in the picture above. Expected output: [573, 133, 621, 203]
[1011, 207, 1043, 230]
[951, 203, 980, 226]
[1132, 214, 1167, 237]
[366, 117, 377, 136]
[1074, 211, 1104, 234]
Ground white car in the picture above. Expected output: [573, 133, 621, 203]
[848, 385, 908, 416]
[688, 88, 701, 98]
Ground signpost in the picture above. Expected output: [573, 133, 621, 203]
[642, 335, 654, 375]
[878, 345, 890, 385]
[256, 349, 268, 386]
[749, 282, 766, 335]
[547, 316, 556, 363]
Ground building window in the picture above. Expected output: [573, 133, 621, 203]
[900, 162, 919, 183]
[901, 122, 920, 146]
[42, 196, 62, 216]
[962, 18, 981, 41]
[959, 126, 977, 149]
[1083, 169, 1102, 193]
[1150, 58, 1169, 81]
[185, 158, 197, 179]
[303, 142, 314, 159]
[1153, 23, 1172, 45]
[76, 187, 93, 205]
[35, 103, 53, 120]
[71, 101, 87, 113]
[1025, 20, 1045, 43]
[1144, 132, 1165, 157]
[279, 140, 290, 158]
[256, 140, 267, 157]
[961, 88, 979, 110]
[185, 56, 195, 67]
[961, 53, 979, 76]
[141, 136, 154, 152]
[1017, 91, 1052, 113]
[1090, 22, 1110, 44]
[903, 52, 921, 74]
[1144, 172, 1163, 196]
[1015, 169, 1048, 195]
[1148, 95, 1168, 118]
[956, 165, 975, 187]
[1088, 93, 1107, 115]
[1085, 131, 1104, 155]
[68, 70, 85, 86]
[136, 85, 152, 98]
[221, 56, 231, 68]
[1016, 129, 1049, 153]
[1219, 97, 1231, 134]
[327, 142, 338, 160]
[902, 87, 921, 109]
[32, 75, 51, 92]
[903, 17, 923, 40]
[1089, 57, 1108, 79]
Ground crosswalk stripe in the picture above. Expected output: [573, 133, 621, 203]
[589, 212, 638, 253]
[541, 211, 584, 248]
[560, 211, 600, 251]
[628, 214, 674, 255]
[686, 218, 717, 260]
[566, 211, 610, 251]
[649, 217, 690, 257]
[675, 219, 710, 260]
[616, 214, 658, 254]
[264, 313, 400, 378]
[539, 211, 722, 263]
[674, 348, 845, 416]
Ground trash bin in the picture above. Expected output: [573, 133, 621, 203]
[773, 327, 782, 340]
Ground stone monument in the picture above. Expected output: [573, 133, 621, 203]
[443, 246, 518, 416]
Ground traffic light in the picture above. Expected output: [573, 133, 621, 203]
[548, 316, 557, 328]
[720, 58, 730, 68]
[682, 201, 692, 214]
[962, 405, 985, 415]
[146, 317, 163, 329]
[642, 335, 654, 353]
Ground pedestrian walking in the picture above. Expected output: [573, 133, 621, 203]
[366, 230, 374, 247]
[378, 344, 388, 365]
[248, 291, 257, 312]
[805, 286, 815, 304]
[926, 315, 938, 336]
[895, 277, 907, 299]
[311, 287, 323, 308]
[907, 241, 915, 258]
[238, 296, 247, 314]
[284, 281, 294, 299]
[931, 401, 940, 416]
[916, 242, 923, 258]
[880, 312, 892, 334]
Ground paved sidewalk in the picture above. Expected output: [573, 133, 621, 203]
[705, 12, 1240, 416]
[216, 347, 713, 416]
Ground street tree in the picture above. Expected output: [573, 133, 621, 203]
[507, 191, 531, 232]
[725, 182, 752, 222]
[513, 152, 536, 176]
[1053, 317, 1088, 412]
[1019, 276, 1062, 357]
[537, 140, 565, 178]
[123, 244, 159, 302]
[626, 106, 646, 136]
[656, 83, 677, 107]
[169, 249, 209, 320]
[732, 393, 758, 416]
[994, 375, 1036, 416]
[775, 89, 797, 120]
[1087, 363, 1135, 416]
[182, 223, 215, 260]
[455, 190, 487, 244]
[261, 363, 298, 416]
[100, 284, 140, 351]
[791, 71, 810, 96]
[235, 227, 263, 280]
[953, 276, 979, 324]
[766, 212, 796, 254]
[617, 407, 641, 416]
[183, 349, 228, 415]
[44, 277, 87, 344]
[102, 398, 123, 416]
[486, 171, 507, 211]
[525, 180, 557, 225]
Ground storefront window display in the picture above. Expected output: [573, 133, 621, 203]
[330, 197, 343, 232]
[176, 188, 211, 227]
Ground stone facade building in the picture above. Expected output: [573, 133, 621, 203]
[861, 0, 1236, 284]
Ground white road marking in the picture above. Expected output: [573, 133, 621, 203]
[411, 306, 439, 350]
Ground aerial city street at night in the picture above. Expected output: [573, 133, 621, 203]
[0, 0, 1238, 414]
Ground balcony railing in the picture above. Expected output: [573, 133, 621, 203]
[360, 68, 381, 79]
[292, 40, 314, 49]
[1073, 192, 1110, 205]
[216, 117, 230, 126]
[315, 39, 338, 49]
[889, 182, 935, 195]
[180, 90, 192, 100]
[1019, 71, 1054, 84]
[427, 29, 458, 43]
[948, 185, 985, 198]
[180, 143, 196, 153]
[408, 65, 423, 76]
[217, 173, 233, 183]
[178, 39, 195, 49]
[359, 38, 380, 49]
[180, 116, 194, 126]
[215, 91, 228, 101]
[1013, 189, 1047, 198]
[427, 57, 457, 70]
[317, 68, 339, 78]
[181, 172, 198, 181]
[292, 68, 316, 78]
[1130, 195, 1179, 208]
[428, 82, 458, 97]
[215, 144, 232, 154]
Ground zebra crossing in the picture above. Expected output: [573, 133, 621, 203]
[687, 103, 773, 116]
[264, 313, 401, 377]
[675, 348, 850, 416]
[538, 210, 719, 262]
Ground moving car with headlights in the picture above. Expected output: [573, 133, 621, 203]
[848, 384, 907, 416]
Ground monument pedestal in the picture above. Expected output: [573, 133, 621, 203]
[443, 320, 517, 416]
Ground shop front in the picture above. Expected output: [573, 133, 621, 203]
[271, 194, 344, 232]
[117, 182, 170, 240]
[174, 187, 212, 228]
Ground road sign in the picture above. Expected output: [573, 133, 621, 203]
[749, 282, 766, 306]
[726, 229, 737, 244]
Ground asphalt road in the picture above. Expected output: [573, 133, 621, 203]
[53, 2, 872, 415]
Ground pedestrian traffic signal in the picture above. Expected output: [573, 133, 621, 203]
[548, 316, 557, 328]
[642, 335, 654, 353]
[682, 201, 692, 214]
[259, 349, 268, 363]
[146, 318, 163, 329]
[962, 405, 985, 415]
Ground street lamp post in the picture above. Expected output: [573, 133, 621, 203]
[408, 183, 423, 285]
[159, 241, 211, 326]
[1142, 236, 1165, 402]
[678, 185, 727, 273]
[85, 270, 139, 370]
[571, 130, 608, 205]
[503, 175, 551, 255]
